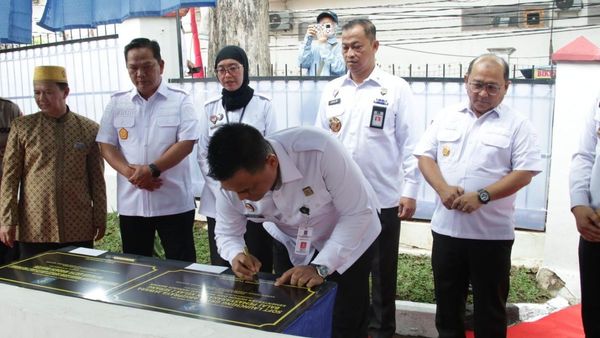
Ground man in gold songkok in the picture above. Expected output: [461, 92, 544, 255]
[0, 66, 106, 258]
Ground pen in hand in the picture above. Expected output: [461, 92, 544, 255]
[242, 246, 259, 280]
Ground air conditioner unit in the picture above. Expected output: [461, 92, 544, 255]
[555, 0, 583, 11]
[522, 8, 545, 28]
[269, 11, 292, 31]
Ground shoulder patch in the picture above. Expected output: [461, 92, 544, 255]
[289, 127, 328, 152]
[166, 85, 189, 95]
[205, 95, 222, 105]
[110, 89, 131, 98]
[254, 93, 272, 101]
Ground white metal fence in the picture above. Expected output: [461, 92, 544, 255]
[0, 37, 553, 230]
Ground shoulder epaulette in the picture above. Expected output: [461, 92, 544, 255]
[110, 89, 131, 98]
[254, 92, 272, 101]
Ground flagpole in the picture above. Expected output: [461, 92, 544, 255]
[176, 9, 184, 80]
[189, 8, 204, 78]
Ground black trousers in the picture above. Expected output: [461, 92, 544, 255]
[579, 237, 600, 338]
[431, 231, 513, 338]
[0, 242, 19, 265]
[18, 240, 93, 260]
[119, 210, 196, 262]
[369, 207, 400, 338]
[207, 217, 273, 273]
[274, 240, 373, 338]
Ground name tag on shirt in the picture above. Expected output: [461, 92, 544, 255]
[328, 98, 341, 106]
[370, 105, 386, 129]
[294, 226, 313, 255]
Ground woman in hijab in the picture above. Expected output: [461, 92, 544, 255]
[197, 45, 277, 272]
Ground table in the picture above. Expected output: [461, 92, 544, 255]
[0, 248, 336, 338]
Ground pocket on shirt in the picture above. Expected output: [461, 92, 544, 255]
[113, 116, 135, 144]
[301, 186, 333, 218]
[475, 128, 511, 167]
[481, 131, 511, 148]
[437, 128, 461, 163]
[156, 116, 180, 144]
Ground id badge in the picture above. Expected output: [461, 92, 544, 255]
[294, 225, 313, 255]
[370, 105, 386, 129]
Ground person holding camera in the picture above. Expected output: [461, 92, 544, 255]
[298, 10, 346, 76]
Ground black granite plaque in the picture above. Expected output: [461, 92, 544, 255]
[0, 249, 335, 333]
[111, 269, 325, 331]
[0, 252, 158, 299]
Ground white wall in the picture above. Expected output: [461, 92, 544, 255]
[543, 61, 600, 298]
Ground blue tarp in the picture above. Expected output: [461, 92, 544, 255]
[0, 0, 33, 44]
[39, 0, 216, 32]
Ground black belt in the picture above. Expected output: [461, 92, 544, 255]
[0, 128, 10, 133]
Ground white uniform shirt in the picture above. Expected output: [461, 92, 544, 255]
[215, 127, 381, 274]
[96, 81, 199, 217]
[197, 93, 277, 218]
[414, 102, 543, 240]
[570, 93, 600, 209]
[315, 67, 421, 208]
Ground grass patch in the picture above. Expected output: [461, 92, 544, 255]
[397, 254, 552, 304]
[97, 213, 551, 304]
[95, 212, 211, 264]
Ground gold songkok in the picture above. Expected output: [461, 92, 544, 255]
[33, 65, 68, 83]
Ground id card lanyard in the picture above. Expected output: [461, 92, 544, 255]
[294, 205, 313, 255]
[225, 105, 247, 124]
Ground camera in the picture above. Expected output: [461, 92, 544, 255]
[311, 23, 333, 37]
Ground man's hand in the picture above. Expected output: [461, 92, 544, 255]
[437, 184, 464, 209]
[398, 197, 416, 220]
[274, 265, 324, 288]
[0, 225, 16, 248]
[128, 164, 162, 191]
[95, 224, 107, 241]
[572, 206, 600, 242]
[231, 252, 261, 280]
[451, 191, 482, 214]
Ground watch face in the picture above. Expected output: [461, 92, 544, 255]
[479, 190, 490, 203]
[317, 265, 328, 278]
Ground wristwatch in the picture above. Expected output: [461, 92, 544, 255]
[148, 163, 161, 178]
[310, 264, 329, 279]
[477, 189, 491, 204]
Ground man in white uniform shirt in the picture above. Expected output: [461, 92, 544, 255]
[414, 54, 543, 338]
[97, 38, 198, 262]
[569, 91, 600, 337]
[314, 18, 421, 338]
[208, 123, 380, 338]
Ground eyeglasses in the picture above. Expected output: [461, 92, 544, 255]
[215, 64, 242, 76]
[468, 82, 503, 96]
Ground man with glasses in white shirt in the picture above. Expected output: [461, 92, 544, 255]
[414, 54, 543, 338]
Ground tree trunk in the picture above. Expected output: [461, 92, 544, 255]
[208, 0, 270, 77]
